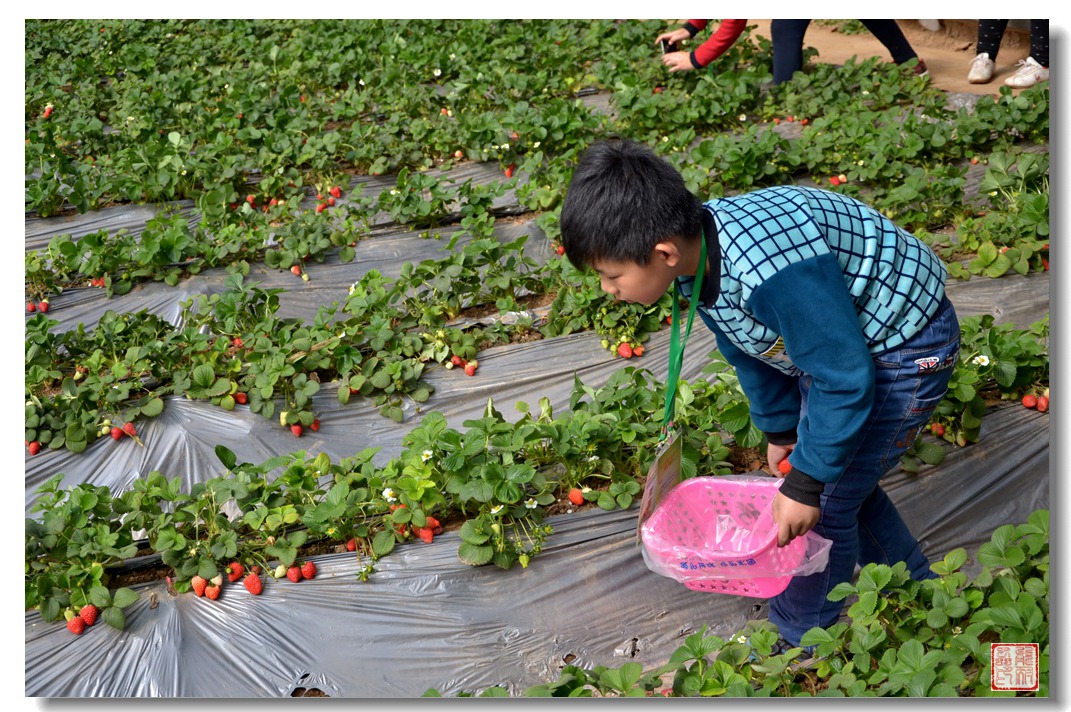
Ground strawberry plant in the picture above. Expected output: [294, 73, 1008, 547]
[428, 510, 1049, 697]
[25, 475, 141, 628]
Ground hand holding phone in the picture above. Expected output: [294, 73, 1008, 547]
[660, 39, 678, 54]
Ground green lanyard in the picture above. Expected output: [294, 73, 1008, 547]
[661, 233, 707, 439]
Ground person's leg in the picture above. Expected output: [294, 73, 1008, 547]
[859, 20, 917, 65]
[770, 19, 811, 85]
[769, 297, 960, 646]
[1029, 19, 1049, 67]
[976, 19, 1009, 61]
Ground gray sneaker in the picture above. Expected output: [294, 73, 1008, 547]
[1004, 56, 1049, 88]
[968, 52, 994, 83]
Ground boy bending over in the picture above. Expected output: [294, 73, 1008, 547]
[559, 139, 960, 647]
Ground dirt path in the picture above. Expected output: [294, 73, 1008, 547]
[744, 19, 1034, 95]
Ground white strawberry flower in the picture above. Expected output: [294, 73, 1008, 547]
[738, 114, 747, 121]
[359, 79, 365, 86]
[421, 449, 433, 462]
[858, 160, 865, 166]
[533, 141, 541, 148]
[382, 487, 397, 502]
[972, 355, 990, 366]
[736, 635, 747, 644]
[433, 68, 442, 77]
[389, 189, 398, 196]
[490, 504, 504, 515]
[449, 53, 456, 60]
[524, 498, 538, 509]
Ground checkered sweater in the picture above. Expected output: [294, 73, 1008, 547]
[677, 186, 946, 485]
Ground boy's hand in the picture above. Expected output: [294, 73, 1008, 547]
[772, 492, 819, 547]
[767, 443, 794, 477]
[661, 51, 694, 72]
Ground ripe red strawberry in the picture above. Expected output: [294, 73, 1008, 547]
[346, 538, 357, 551]
[316, 202, 326, 214]
[300, 560, 317, 579]
[800, 118, 809, 125]
[310, 418, 320, 431]
[290, 424, 303, 437]
[1022, 394, 1038, 409]
[26, 302, 36, 312]
[505, 164, 515, 179]
[425, 516, 441, 531]
[970, 156, 979, 165]
[246, 194, 256, 205]
[243, 572, 263, 595]
[234, 392, 248, 405]
[225, 561, 244, 583]
[66, 616, 86, 635]
[38, 300, 50, 313]
[286, 565, 303, 583]
[43, 105, 53, 119]
[414, 526, 434, 544]
[777, 458, 792, 476]
[787, 115, 795, 122]
[290, 265, 302, 276]
[233, 336, 244, 347]
[205, 583, 221, 600]
[330, 185, 342, 199]
[653, 86, 663, 94]
[79, 604, 99, 626]
[568, 488, 584, 506]
[773, 117, 780, 124]
[829, 176, 841, 187]
[464, 362, 477, 376]
[451, 355, 463, 367]
[511, 131, 519, 141]
[122, 422, 137, 438]
[1036, 395, 1049, 413]
[931, 423, 945, 437]
[191, 575, 208, 597]
[327, 196, 335, 206]
[633, 344, 645, 357]
[617, 342, 633, 359]
[28, 441, 41, 456]
[556, 244, 565, 256]
[110, 426, 123, 440]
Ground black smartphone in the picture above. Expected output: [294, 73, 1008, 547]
[660, 39, 677, 54]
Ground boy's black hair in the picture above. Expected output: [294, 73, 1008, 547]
[559, 139, 703, 270]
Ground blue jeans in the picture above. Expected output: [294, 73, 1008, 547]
[768, 296, 960, 645]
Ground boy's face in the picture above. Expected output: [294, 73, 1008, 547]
[590, 240, 682, 305]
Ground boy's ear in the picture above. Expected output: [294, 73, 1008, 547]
[652, 239, 683, 267]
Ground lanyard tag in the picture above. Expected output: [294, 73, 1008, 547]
[636, 429, 682, 541]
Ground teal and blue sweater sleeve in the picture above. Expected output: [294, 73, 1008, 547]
[747, 253, 875, 503]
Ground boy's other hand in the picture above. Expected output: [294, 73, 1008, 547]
[661, 51, 694, 72]
[772, 492, 820, 547]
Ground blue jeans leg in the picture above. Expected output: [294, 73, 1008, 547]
[769, 297, 960, 646]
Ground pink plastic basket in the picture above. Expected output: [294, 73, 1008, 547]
[640, 475, 832, 598]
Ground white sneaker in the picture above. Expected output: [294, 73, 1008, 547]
[967, 52, 994, 83]
[1004, 57, 1049, 88]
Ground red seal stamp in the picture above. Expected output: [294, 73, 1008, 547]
[991, 643, 1039, 692]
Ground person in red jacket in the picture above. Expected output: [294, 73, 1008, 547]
[656, 19, 748, 72]
[655, 19, 927, 83]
